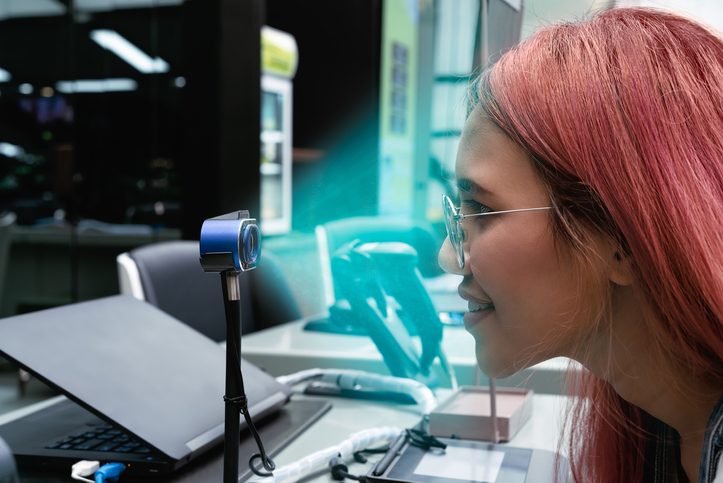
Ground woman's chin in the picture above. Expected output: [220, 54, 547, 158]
[476, 345, 554, 379]
[475, 355, 519, 379]
[476, 351, 545, 379]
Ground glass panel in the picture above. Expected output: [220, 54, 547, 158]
[0, 1, 185, 316]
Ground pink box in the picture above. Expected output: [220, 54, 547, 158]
[428, 386, 534, 442]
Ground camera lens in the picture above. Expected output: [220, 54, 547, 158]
[242, 223, 260, 265]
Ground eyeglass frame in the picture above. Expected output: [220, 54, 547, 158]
[442, 194, 553, 269]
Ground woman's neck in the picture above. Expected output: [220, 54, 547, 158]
[577, 286, 721, 482]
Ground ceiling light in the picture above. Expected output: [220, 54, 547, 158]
[0, 68, 10, 83]
[19, 83, 33, 95]
[0, 142, 25, 158]
[0, 0, 66, 21]
[56, 78, 138, 94]
[90, 29, 169, 74]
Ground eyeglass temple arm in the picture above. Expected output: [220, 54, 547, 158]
[458, 206, 553, 220]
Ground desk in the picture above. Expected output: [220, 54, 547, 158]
[242, 320, 574, 395]
[0, 389, 567, 482]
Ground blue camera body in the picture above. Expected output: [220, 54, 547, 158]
[199, 210, 260, 272]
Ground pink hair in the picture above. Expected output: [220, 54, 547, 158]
[474, 8, 723, 482]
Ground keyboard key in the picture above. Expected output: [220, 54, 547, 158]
[94, 442, 118, 452]
[75, 439, 104, 450]
[47, 425, 143, 453]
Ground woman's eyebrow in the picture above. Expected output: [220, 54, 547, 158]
[457, 178, 492, 196]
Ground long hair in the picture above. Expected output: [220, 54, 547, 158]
[472, 8, 723, 482]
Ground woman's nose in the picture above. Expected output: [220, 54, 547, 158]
[438, 237, 470, 275]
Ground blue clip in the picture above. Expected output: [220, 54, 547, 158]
[94, 462, 126, 483]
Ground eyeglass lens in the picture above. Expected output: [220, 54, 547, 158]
[442, 195, 465, 268]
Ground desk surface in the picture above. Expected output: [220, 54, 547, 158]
[0, 389, 567, 482]
[242, 319, 573, 395]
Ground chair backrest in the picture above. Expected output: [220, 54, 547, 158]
[117, 240, 301, 341]
[118, 241, 233, 341]
[0, 212, 16, 310]
[315, 216, 443, 308]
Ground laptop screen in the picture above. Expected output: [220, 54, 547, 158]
[0, 295, 290, 460]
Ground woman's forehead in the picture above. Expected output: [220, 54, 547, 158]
[455, 112, 547, 202]
[456, 113, 525, 176]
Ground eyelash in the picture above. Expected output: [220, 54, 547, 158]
[461, 199, 493, 216]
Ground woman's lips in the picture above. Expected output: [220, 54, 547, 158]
[467, 300, 494, 313]
[463, 305, 495, 331]
[458, 288, 495, 331]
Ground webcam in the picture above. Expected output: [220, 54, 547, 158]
[199, 210, 260, 273]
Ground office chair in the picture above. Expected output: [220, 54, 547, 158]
[117, 240, 301, 342]
[315, 216, 444, 309]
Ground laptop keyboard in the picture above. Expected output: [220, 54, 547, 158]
[45, 423, 153, 455]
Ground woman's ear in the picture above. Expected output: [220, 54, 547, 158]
[608, 248, 634, 286]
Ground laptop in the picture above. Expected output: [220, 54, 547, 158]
[0, 295, 292, 476]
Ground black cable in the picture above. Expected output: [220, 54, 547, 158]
[330, 428, 445, 481]
[329, 455, 368, 482]
[227, 321, 276, 477]
[353, 447, 390, 463]
[405, 428, 446, 450]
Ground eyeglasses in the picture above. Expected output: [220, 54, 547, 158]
[442, 194, 553, 269]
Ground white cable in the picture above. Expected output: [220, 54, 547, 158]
[275, 368, 323, 387]
[252, 426, 402, 483]
[71, 460, 99, 483]
[277, 368, 438, 414]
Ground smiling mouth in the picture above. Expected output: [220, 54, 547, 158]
[468, 301, 495, 313]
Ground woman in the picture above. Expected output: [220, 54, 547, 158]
[438, 8, 722, 482]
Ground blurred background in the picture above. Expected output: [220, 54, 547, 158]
[0, 0, 719, 403]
